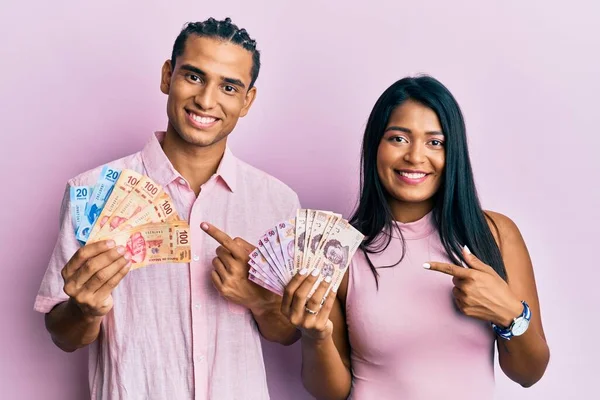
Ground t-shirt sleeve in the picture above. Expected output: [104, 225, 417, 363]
[33, 183, 82, 314]
[286, 193, 301, 219]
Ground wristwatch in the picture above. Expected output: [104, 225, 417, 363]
[492, 301, 531, 340]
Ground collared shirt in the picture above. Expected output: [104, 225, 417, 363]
[34, 132, 300, 400]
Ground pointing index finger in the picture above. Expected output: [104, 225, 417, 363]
[201, 222, 242, 257]
[424, 261, 471, 278]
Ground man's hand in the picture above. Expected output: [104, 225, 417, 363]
[201, 222, 301, 344]
[61, 239, 132, 319]
[201, 222, 275, 311]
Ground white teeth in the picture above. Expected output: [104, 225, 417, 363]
[191, 113, 216, 124]
[399, 172, 427, 179]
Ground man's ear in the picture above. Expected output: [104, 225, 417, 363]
[160, 60, 173, 95]
[239, 86, 257, 118]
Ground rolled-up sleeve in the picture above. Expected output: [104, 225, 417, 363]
[34, 183, 81, 313]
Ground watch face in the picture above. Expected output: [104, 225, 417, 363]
[512, 317, 529, 336]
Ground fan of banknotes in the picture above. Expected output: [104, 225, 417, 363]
[247, 209, 365, 296]
[70, 166, 191, 269]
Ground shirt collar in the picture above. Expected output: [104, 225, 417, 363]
[141, 131, 238, 192]
[215, 146, 238, 192]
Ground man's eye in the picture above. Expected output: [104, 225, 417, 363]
[223, 85, 236, 93]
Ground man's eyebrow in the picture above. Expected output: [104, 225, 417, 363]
[180, 64, 205, 76]
[222, 77, 245, 89]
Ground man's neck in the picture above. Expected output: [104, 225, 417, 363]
[161, 129, 226, 196]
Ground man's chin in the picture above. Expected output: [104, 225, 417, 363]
[178, 129, 222, 147]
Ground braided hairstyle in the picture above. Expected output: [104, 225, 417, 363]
[171, 17, 261, 88]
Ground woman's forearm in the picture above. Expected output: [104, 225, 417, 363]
[301, 334, 352, 400]
[498, 329, 550, 387]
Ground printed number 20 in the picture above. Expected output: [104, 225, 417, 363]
[107, 169, 119, 180]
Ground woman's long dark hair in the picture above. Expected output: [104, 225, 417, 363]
[349, 76, 506, 286]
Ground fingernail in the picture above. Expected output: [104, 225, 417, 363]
[311, 268, 321, 277]
[123, 261, 132, 269]
[464, 245, 471, 255]
[201, 223, 209, 231]
[106, 240, 116, 248]
[325, 276, 332, 283]
[123, 252, 131, 260]
[117, 246, 125, 255]
[299, 268, 308, 276]
[423, 263, 431, 269]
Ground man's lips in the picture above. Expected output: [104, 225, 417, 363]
[186, 110, 220, 128]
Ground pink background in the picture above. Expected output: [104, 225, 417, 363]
[1, 1, 598, 398]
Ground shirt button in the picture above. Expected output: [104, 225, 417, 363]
[197, 355, 205, 362]
[178, 178, 186, 185]
[192, 254, 200, 262]
[194, 303, 201, 309]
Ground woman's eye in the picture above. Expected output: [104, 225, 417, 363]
[390, 136, 408, 143]
[430, 139, 444, 146]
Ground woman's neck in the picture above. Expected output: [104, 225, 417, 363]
[388, 198, 435, 223]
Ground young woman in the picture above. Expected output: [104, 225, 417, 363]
[281, 76, 550, 399]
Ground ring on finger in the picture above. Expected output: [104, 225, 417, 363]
[304, 306, 319, 316]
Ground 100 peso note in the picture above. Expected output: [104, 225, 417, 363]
[103, 221, 191, 269]
[72, 167, 189, 270]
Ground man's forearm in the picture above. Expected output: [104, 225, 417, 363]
[45, 299, 103, 352]
[250, 296, 300, 345]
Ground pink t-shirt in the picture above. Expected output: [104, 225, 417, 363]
[34, 132, 300, 400]
[346, 212, 496, 399]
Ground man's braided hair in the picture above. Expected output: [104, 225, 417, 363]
[171, 17, 261, 88]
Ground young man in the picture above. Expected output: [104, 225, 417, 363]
[35, 18, 299, 400]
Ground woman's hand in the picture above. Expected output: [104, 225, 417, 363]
[281, 267, 338, 341]
[425, 245, 523, 327]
